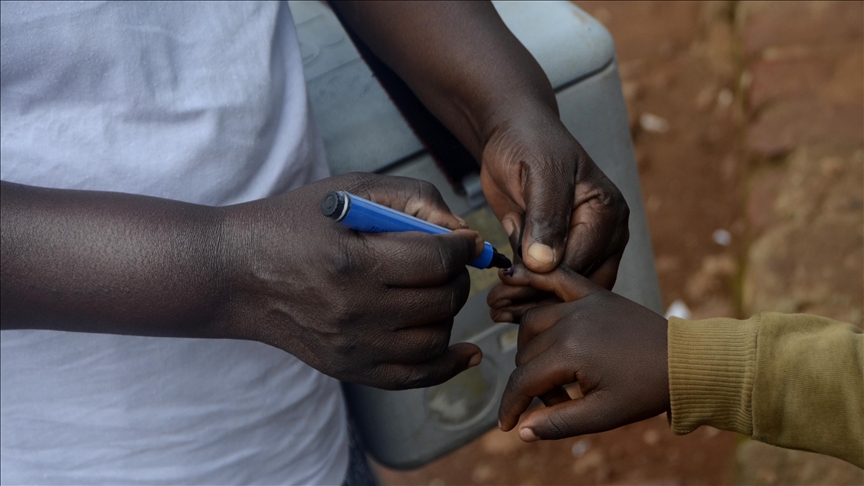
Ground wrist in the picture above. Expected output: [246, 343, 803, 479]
[210, 190, 311, 345]
[205, 204, 249, 340]
[667, 316, 759, 436]
[477, 101, 561, 157]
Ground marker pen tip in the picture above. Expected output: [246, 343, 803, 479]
[489, 251, 513, 269]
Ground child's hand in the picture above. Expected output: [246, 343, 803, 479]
[493, 265, 670, 441]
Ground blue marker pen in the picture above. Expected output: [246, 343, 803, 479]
[321, 191, 512, 270]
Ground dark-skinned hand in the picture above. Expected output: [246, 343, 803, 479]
[332, 3, 629, 301]
[480, 108, 629, 283]
[219, 173, 484, 390]
[2, 173, 483, 391]
[492, 264, 669, 441]
[482, 110, 630, 406]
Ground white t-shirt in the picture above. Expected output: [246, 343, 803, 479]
[0, 1, 348, 484]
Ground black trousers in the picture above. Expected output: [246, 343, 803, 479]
[341, 417, 378, 486]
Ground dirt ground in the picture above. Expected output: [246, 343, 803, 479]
[374, 2, 862, 485]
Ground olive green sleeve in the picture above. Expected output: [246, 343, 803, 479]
[667, 313, 863, 468]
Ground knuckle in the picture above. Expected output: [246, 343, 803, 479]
[330, 322, 362, 355]
[344, 172, 382, 196]
[563, 333, 585, 357]
[370, 365, 402, 391]
[514, 347, 529, 367]
[447, 288, 459, 320]
[417, 326, 451, 359]
[429, 242, 471, 283]
[330, 239, 371, 279]
[425, 292, 458, 323]
[398, 366, 432, 390]
[521, 308, 543, 335]
[490, 307, 509, 323]
[342, 171, 372, 186]
[506, 367, 527, 395]
[544, 409, 571, 439]
[604, 185, 629, 217]
[331, 301, 360, 327]
[330, 249, 357, 276]
[403, 179, 449, 217]
[432, 333, 452, 357]
[451, 271, 470, 313]
[415, 179, 442, 201]
[520, 324, 540, 344]
[618, 194, 630, 217]
[614, 195, 630, 225]
[435, 243, 456, 274]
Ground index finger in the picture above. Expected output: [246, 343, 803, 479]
[498, 351, 576, 431]
[352, 175, 469, 231]
[561, 195, 629, 288]
[498, 264, 601, 303]
[365, 229, 483, 287]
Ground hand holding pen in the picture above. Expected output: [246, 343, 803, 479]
[218, 173, 488, 389]
[321, 191, 512, 270]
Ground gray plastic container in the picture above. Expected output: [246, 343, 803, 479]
[289, 0, 663, 469]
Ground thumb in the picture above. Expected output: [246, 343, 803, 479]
[520, 165, 575, 273]
[518, 392, 618, 441]
[500, 264, 601, 303]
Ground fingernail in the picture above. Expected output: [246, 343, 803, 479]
[473, 232, 485, 256]
[503, 265, 515, 277]
[527, 243, 555, 264]
[494, 311, 513, 323]
[519, 427, 539, 442]
[455, 215, 469, 228]
[502, 218, 516, 238]
[498, 420, 503, 431]
[468, 353, 482, 368]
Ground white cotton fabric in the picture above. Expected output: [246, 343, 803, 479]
[0, 1, 348, 484]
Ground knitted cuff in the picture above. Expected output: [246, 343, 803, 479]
[667, 315, 760, 436]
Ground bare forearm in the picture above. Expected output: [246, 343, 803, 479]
[333, 1, 630, 280]
[0, 181, 226, 336]
[0, 173, 493, 390]
[331, 0, 558, 159]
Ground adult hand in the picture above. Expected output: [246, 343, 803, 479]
[2, 173, 480, 390]
[480, 109, 629, 283]
[218, 173, 484, 390]
[330, 3, 628, 288]
[494, 265, 669, 441]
